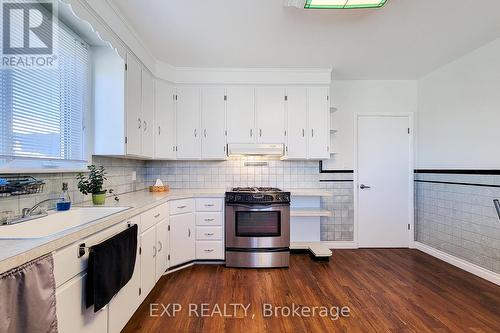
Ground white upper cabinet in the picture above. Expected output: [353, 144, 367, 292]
[176, 87, 201, 159]
[201, 87, 227, 159]
[226, 87, 255, 143]
[125, 54, 143, 156]
[256, 87, 286, 143]
[155, 80, 176, 159]
[93, 49, 155, 159]
[141, 70, 155, 158]
[286, 87, 308, 159]
[307, 87, 330, 159]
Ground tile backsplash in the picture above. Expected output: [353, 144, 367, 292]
[146, 157, 355, 242]
[415, 172, 500, 274]
[0, 156, 147, 218]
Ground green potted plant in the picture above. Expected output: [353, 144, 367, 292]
[77, 165, 117, 205]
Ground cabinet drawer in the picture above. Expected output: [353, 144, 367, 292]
[196, 212, 223, 226]
[53, 217, 139, 288]
[196, 226, 223, 240]
[196, 242, 224, 260]
[169, 199, 195, 215]
[141, 202, 169, 232]
[196, 198, 223, 212]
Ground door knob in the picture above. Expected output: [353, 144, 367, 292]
[360, 184, 371, 189]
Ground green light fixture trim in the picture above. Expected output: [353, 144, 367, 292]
[304, 0, 388, 9]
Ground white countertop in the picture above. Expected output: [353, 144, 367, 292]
[0, 189, 225, 273]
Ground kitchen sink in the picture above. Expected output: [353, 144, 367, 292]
[0, 206, 131, 239]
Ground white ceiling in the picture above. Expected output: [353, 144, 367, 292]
[111, 0, 500, 79]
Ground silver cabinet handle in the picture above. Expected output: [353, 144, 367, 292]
[311, 128, 314, 137]
[143, 120, 147, 131]
[205, 204, 215, 207]
[259, 129, 262, 137]
[177, 205, 187, 209]
[204, 129, 207, 138]
[302, 129, 305, 137]
[188, 228, 191, 237]
[250, 129, 253, 137]
[154, 213, 161, 218]
[138, 118, 141, 129]
[360, 184, 371, 189]
[204, 249, 214, 253]
[205, 218, 215, 222]
[153, 245, 157, 257]
[204, 233, 214, 236]
[158, 126, 161, 135]
[494, 199, 500, 221]
[194, 129, 197, 137]
[158, 241, 162, 252]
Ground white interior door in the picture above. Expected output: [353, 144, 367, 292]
[357, 115, 412, 248]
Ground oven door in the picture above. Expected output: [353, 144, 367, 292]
[225, 204, 290, 249]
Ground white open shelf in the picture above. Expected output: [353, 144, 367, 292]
[291, 208, 333, 217]
[290, 189, 333, 197]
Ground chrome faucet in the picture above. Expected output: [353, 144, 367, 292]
[22, 198, 64, 218]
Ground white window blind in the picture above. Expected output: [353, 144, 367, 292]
[0, 17, 90, 171]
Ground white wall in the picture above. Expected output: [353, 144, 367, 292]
[325, 80, 418, 170]
[417, 38, 500, 169]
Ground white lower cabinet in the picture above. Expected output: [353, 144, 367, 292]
[169, 212, 196, 267]
[54, 197, 224, 333]
[139, 226, 157, 301]
[155, 219, 170, 281]
[56, 273, 108, 333]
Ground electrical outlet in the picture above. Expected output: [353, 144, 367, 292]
[131, 171, 137, 181]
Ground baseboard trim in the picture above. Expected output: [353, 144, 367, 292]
[414, 242, 500, 286]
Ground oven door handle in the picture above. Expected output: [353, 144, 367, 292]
[228, 203, 288, 210]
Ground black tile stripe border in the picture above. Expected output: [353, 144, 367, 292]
[319, 161, 353, 174]
[414, 180, 500, 188]
[415, 169, 500, 175]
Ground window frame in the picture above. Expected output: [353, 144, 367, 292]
[0, 18, 92, 174]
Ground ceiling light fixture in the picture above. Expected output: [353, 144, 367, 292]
[304, 0, 387, 9]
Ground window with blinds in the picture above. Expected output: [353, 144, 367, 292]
[0, 18, 90, 171]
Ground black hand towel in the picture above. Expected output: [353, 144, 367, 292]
[86, 224, 138, 312]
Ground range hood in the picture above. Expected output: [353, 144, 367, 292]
[227, 143, 285, 157]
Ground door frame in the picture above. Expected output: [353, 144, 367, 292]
[353, 113, 415, 248]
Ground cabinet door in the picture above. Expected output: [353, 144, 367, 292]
[308, 87, 330, 159]
[286, 87, 308, 159]
[155, 80, 176, 159]
[226, 87, 255, 143]
[155, 219, 170, 281]
[176, 87, 201, 159]
[141, 69, 155, 158]
[140, 226, 156, 301]
[201, 87, 226, 159]
[256, 87, 286, 143]
[125, 54, 142, 156]
[169, 213, 195, 267]
[56, 273, 107, 333]
[108, 217, 141, 333]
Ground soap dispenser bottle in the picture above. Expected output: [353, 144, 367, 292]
[56, 182, 72, 211]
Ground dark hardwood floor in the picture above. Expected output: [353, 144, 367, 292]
[123, 249, 500, 333]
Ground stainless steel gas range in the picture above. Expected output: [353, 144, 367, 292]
[225, 187, 290, 268]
